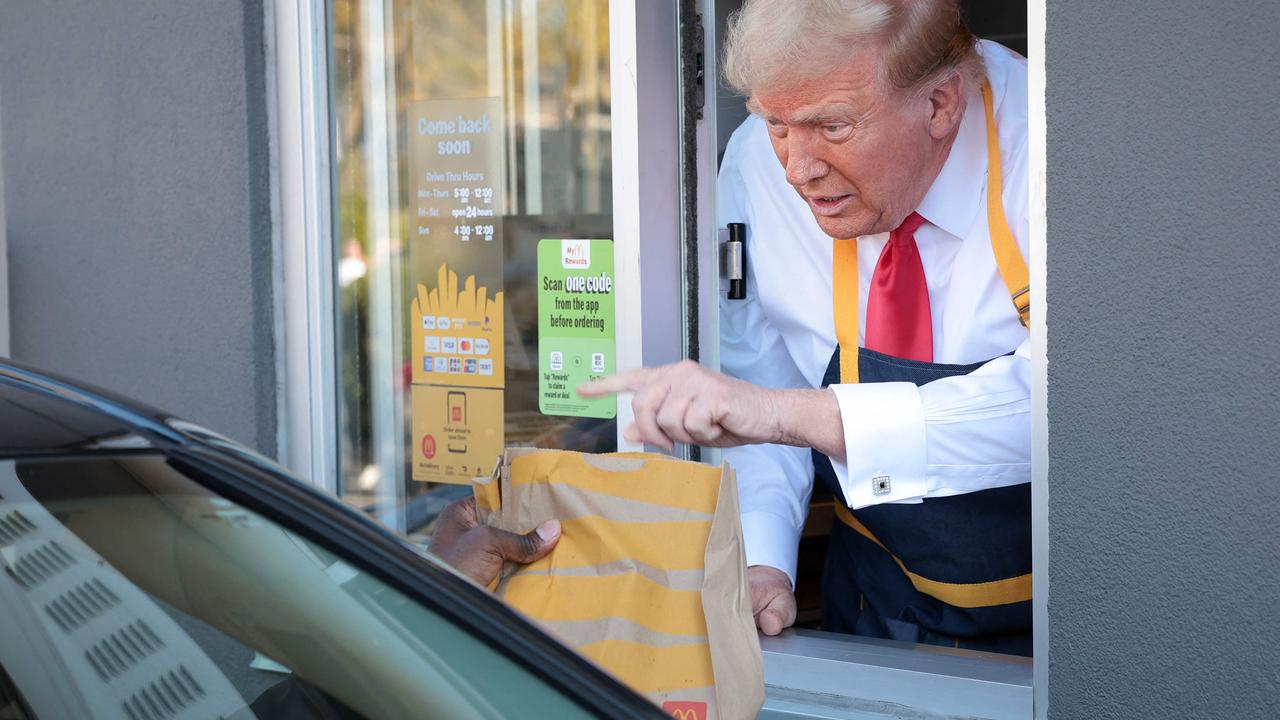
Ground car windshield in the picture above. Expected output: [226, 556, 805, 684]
[0, 454, 593, 720]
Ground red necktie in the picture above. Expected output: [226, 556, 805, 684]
[865, 212, 932, 362]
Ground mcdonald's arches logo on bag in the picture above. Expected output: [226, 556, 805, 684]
[661, 701, 707, 720]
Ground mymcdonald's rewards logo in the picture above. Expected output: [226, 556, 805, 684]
[561, 239, 591, 269]
[661, 701, 707, 720]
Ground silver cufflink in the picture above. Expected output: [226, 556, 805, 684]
[872, 475, 891, 496]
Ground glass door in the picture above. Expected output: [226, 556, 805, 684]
[325, 0, 685, 536]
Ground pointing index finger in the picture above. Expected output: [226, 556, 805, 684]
[576, 367, 655, 397]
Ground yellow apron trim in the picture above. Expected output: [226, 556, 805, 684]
[832, 79, 1029, 382]
[833, 238, 860, 384]
[981, 81, 1031, 328]
[833, 502, 1032, 608]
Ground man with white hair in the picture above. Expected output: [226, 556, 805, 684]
[582, 0, 1031, 654]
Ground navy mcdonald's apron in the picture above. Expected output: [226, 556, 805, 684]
[812, 349, 1032, 654]
[817, 80, 1032, 655]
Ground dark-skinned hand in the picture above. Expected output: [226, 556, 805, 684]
[427, 496, 561, 587]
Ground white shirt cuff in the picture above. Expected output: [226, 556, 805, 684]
[740, 510, 800, 588]
[828, 381, 928, 509]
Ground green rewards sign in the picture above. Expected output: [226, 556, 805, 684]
[537, 239, 616, 418]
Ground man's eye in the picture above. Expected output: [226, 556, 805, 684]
[821, 123, 850, 135]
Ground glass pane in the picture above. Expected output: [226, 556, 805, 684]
[331, 0, 616, 535]
[0, 456, 591, 719]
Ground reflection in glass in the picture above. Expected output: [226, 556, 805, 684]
[330, 0, 615, 536]
[0, 456, 590, 719]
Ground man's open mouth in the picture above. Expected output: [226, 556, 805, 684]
[806, 194, 853, 216]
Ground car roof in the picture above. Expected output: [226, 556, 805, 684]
[0, 359, 186, 456]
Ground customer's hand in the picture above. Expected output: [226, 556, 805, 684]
[749, 565, 797, 636]
[427, 496, 560, 588]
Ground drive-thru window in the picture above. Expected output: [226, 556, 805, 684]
[274, 2, 1042, 717]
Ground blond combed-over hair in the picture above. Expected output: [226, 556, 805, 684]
[722, 0, 984, 98]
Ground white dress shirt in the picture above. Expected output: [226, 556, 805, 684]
[719, 41, 1031, 585]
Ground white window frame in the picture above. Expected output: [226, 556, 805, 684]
[270, 0, 339, 493]
[1028, 0, 1049, 715]
[610, 0, 688, 451]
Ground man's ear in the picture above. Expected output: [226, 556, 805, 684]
[927, 71, 966, 140]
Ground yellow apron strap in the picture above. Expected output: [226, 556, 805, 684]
[831, 80, 1030, 384]
[981, 81, 1031, 328]
[834, 503, 1032, 608]
[833, 238, 860, 384]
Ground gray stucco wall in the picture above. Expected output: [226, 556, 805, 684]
[1047, 2, 1279, 718]
[0, 1, 276, 455]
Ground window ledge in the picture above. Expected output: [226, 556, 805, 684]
[760, 629, 1032, 720]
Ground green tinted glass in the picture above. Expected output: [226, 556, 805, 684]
[0, 456, 593, 719]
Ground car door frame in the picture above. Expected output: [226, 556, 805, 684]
[162, 439, 668, 720]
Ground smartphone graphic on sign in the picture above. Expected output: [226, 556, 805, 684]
[447, 391, 467, 454]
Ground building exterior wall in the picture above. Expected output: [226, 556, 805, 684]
[3, 1, 1279, 715]
[0, 0, 276, 455]
[1046, 1, 1280, 717]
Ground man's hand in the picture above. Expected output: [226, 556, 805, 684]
[578, 360, 846, 458]
[427, 497, 560, 588]
[577, 360, 782, 451]
[749, 565, 797, 636]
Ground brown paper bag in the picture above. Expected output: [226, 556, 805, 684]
[473, 448, 764, 720]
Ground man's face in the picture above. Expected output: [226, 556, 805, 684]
[751, 46, 940, 239]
